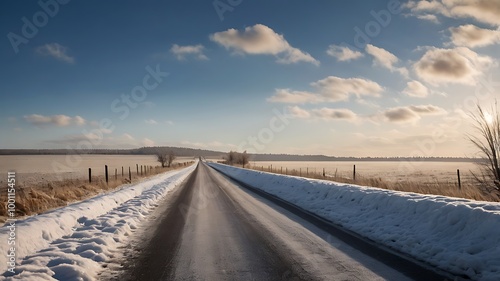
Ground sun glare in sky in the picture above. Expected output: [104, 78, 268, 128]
[485, 112, 494, 124]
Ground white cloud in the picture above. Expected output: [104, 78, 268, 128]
[408, 104, 447, 115]
[63, 134, 100, 143]
[123, 133, 134, 140]
[383, 104, 447, 123]
[267, 76, 383, 104]
[405, 0, 500, 27]
[170, 44, 208, 60]
[43, 132, 148, 148]
[405, 0, 449, 16]
[210, 24, 319, 65]
[326, 45, 364, 61]
[365, 44, 398, 68]
[384, 107, 421, 123]
[100, 128, 113, 134]
[312, 108, 357, 121]
[312, 76, 384, 102]
[36, 43, 75, 63]
[403, 81, 429, 98]
[73, 116, 86, 126]
[142, 138, 155, 147]
[267, 89, 322, 104]
[365, 44, 408, 77]
[288, 106, 311, 119]
[24, 114, 86, 127]
[416, 14, 440, 23]
[414, 47, 494, 85]
[449, 24, 500, 48]
[144, 119, 173, 126]
[278, 106, 359, 122]
[445, 0, 500, 26]
[145, 119, 158, 125]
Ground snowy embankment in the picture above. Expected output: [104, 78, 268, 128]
[209, 163, 500, 281]
[0, 163, 196, 280]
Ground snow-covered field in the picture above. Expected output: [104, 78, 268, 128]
[0, 155, 195, 185]
[209, 163, 500, 281]
[250, 160, 478, 183]
[0, 164, 196, 280]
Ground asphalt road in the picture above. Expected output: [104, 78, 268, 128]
[117, 162, 450, 281]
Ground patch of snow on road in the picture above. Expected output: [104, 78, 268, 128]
[209, 163, 500, 281]
[0, 164, 195, 280]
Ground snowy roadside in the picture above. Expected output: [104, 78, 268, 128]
[0, 163, 196, 280]
[209, 163, 500, 281]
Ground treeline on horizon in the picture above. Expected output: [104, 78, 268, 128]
[0, 147, 483, 162]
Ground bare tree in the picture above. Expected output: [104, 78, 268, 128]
[468, 102, 500, 192]
[225, 151, 236, 165]
[156, 151, 167, 168]
[224, 150, 249, 167]
[167, 150, 176, 167]
[240, 150, 249, 168]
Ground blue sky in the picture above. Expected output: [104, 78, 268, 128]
[1, 0, 499, 157]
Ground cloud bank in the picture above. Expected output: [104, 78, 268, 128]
[24, 114, 86, 127]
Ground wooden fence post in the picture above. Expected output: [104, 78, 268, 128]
[136, 164, 139, 175]
[141, 165, 143, 176]
[105, 165, 109, 184]
[353, 165, 356, 181]
[115, 168, 117, 180]
[457, 169, 461, 190]
[121, 166, 124, 177]
[323, 168, 325, 178]
[129, 167, 131, 181]
[88, 168, 91, 183]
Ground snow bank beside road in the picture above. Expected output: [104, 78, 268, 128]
[209, 163, 500, 281]
[0, 164, 195, 280]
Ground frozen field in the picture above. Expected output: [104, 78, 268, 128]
[251, 161, 480, 184]
[0, 155, 195, 186]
